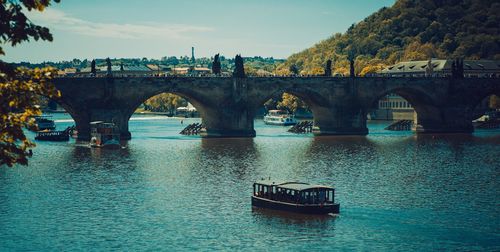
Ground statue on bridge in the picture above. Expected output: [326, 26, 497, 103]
[451, 58, 464, 79]
[212, 53, 221, 75]
[349, 58, 355, 78]
[106, 58, 112, 77]
[233, 54, 245, 78]
[91, 59, 96, 76]
[324, 59, 332, 77]
[425, 59, 434, 77]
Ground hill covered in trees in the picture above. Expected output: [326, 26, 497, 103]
[276, 0, 500, 76]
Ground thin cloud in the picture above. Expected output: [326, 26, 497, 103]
[28, 9, 214, 40]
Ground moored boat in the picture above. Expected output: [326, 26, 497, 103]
[31, 115, 56, 131]
[35, 129, 69, 141]
[252, 179, 340, 215]
[263, 110, 297, 126]
[89, 121, 120, 148]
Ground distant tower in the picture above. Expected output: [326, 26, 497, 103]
[191, 47, 195, 64]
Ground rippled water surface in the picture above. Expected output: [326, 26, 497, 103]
[1, 114, 499, 251]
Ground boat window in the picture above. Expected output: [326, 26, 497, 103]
[305, 192, 313, 204]
[319, 190, 326, 203]
[258, 185, 264, 196]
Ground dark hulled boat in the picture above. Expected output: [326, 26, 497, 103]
[252, 180, 340, 215]
[35, 130, 69, 141]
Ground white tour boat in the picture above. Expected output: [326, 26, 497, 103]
[263, 110, 298, 126]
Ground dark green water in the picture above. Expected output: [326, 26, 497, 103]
[1, 114, 499, 251]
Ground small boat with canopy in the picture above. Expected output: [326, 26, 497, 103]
[252, 179, 340, 215]
[31, 115, 56, 131]
[89, 121, 120, 148]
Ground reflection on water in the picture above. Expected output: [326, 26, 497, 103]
[0, 116, 499, 251]
[251, 207, 335, 231]
[200, 138, 259, 181]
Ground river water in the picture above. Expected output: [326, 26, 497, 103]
[1, 114, 499, 251]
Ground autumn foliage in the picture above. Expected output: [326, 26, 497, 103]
[1, 0, 61, 167]
[276, 0, 500, 76]
[0, 67, 60, 166]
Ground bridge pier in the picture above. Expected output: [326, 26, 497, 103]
[73, 114, 91, 141]
[311, 105, 368, 136]
[72, 109, 132, 141]
[200, 107, 256, 138]
[414, 106, 474, 133]
[90, 109, 132, 140]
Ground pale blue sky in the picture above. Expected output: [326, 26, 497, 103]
[4, 0, 395, 63]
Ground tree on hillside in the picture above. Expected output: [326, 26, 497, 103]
[1, 0, 61, 167]
[289, 64, 299, 75]
[276, 0, 500, 75]
[144, 93, 187, 114]
[277, 93, 307, 114]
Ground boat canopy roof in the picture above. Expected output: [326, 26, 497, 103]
[90, 121, 116, 126]
[90, 121, 118, 129]
[254, 179, 334, 191]
[268, 110, 288, 113]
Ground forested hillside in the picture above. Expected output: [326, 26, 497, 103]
[276, 0, 500, 76]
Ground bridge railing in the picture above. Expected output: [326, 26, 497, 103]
[55, 73, 500, 79]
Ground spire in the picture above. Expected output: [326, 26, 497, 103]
[191, 47, 195, 64]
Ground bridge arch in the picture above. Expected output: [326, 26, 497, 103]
[38, 95, 84, 132]
[467, 87, 500, 111]
[371, 86, 435, 111]
[249, 85, 341, 135]
[367, 87, 440, 133]
[251, 86, 330, 118]
[369, 87, 436, 115]
[114, 86, 218, 140]
[125, 87, 211, 123]
[468, 91, 500, 122]
[249, 82, 370, 136]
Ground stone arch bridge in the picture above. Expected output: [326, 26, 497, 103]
[52, 77, 500, 140]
